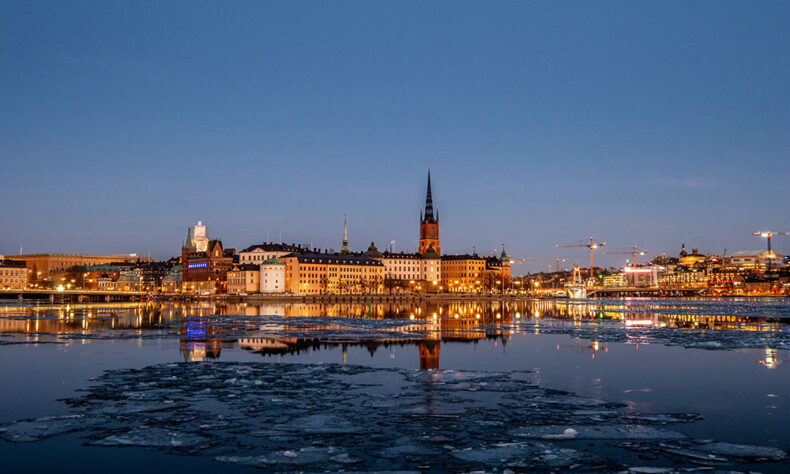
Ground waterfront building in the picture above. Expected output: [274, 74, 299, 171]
[602, 273, 625, 287]
[0, 259, 29, 289]
[418, 171, 440, 255]
[260, 258, 286, 293]
[227, 264, 260, 295]
[7, 253, 150, 279]
[239, 243, 305, 264]
[723, 250, 784, 272]
[280, 252, 385, 295]
[182, 238, 235, 295]
[364, 242, 441, 291]
[623, 266, 660, 287]
[115, 271, 144, 292]
[161, 265, 183, 293]
[441, 254, 486, 293]
[659, 267, 708, 289]
[484, 247, 512, 291]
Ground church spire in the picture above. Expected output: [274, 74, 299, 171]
[423, 169, 435, 223]
[340, 214, 351, 254]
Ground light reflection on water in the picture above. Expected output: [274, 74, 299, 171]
[0, 298, 788, 369]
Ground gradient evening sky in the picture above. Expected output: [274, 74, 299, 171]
[1, 1, 789, 274]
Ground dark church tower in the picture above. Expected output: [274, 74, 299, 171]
[418, 170, 440, 255]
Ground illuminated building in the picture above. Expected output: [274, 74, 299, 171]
[260, 258, 286, 293]
[187, 220, 210, 252]
[227, 264, 260, 295]
[7, 253, 150, 278]
[660, 267, 708, 289]
[161, 265, 182, 293]
[182, 238, 235, 295]
[678, 244, 708, 268]
[723, 250, 784, 272]
[0, 259, 29, 289]
[484, 247, 512, 290]
[441, 254, 486, 293]
[602, 273, 625, 287]
[281, 252, 385, 294]
[364, 242, 441, 287]
[623, 266, 660, 287]
[418, 170, 440, 255]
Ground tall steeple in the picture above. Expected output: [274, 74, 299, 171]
[424, 169, 435, 223]
[418, 169, 440, 255]
[340, 214, 351, 254]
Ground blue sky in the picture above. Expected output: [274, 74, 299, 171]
[1, 1, 789, 273]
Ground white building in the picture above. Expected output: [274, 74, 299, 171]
[624, 266, 660, 287]
[187, 221, 209, 252]
[364, 242, 441, 283]
[260, 258, 286, 293]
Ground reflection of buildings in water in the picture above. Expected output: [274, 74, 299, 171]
[179, 319, 224, 362]
[0, 303, 168, 336]
[529, 300, 783, 332]
[419, 341, 440, 370]
[555, 340, 608, 359]
[759, 348, 781, 369]
[179, 339, 222, 362]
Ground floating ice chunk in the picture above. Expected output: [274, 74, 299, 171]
[0, 415, 87, 442]
[90, 427, 207, 448]
[451, 445, 539, 464]
[512, 425, 686, 440]
[542, 428, 578, 439]
[695, 441, 787, 460]
[627, 467, 676, 473]
[661, 447, 728, 463]
[273, 414, 362, 434]
[216, 446, 343, 466]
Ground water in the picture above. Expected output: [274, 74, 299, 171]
[0, 297, 788, 471]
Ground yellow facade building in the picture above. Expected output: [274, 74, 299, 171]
[440, 255, 486, 293]
[281, 253, 385, 295]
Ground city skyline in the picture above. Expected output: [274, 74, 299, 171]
[2, 2, 789, 272]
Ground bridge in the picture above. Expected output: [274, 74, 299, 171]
[0, 288, 147, 302]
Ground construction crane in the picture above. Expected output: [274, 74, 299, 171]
[603, 245, 647, 268]
[752, 231, 789, 271]
[528, 256, 568, 273]
[556, 236, 606, 279]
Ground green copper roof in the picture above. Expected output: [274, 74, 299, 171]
[261, 257, 286, 265]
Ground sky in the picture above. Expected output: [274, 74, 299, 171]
[1, 1, 789, 274]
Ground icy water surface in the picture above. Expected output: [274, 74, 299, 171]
[0, 297, 789, 472]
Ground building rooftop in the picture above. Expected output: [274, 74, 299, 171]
[283, 253, 384, 266]
[240, 243, 306, 253]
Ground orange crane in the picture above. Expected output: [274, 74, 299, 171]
[556, 236, 606, 279]
[528, 256, 568, 273]
[603, 245, 647, 268]
[752, 231, 789, 271]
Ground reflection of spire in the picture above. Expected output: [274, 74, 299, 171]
[418, 341, 440, 370]
[340, 214, 351, 254]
